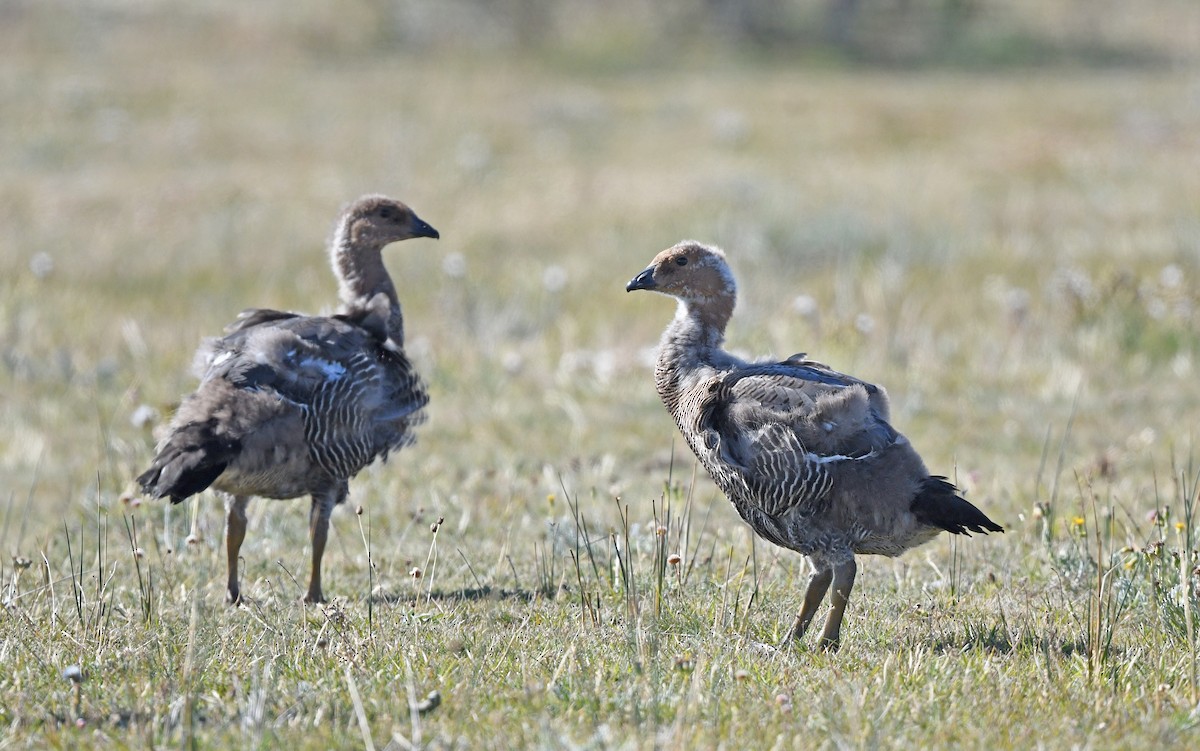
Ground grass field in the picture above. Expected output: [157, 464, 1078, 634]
[3, 1, 1200, 747]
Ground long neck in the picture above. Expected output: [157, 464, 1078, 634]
[329, 222, 404, 342]
[654, 296, 734, 410]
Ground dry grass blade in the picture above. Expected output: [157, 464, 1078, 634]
[346, 666, 376, 751]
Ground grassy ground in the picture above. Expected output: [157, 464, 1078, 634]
[3, 2, 1200, 748]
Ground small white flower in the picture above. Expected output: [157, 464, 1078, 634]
[1160, 264, 1183, 289]
[1049, 267, 1095, 306]
[130, 404, 160, 429]
[29, 252, 54, 279]
[1172, 353, 1192, 378]
[442, 252, 467, 279]
[792, 294, 819, 319]
[854, 313, 875, 335]
[501, 351, 524, 375]
[542, 264, 568, 293]
[710, 109, 749, 146]
[1005, 288, 1031, 322]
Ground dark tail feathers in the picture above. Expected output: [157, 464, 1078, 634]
[136, 420, 238, 504]
[911, 476, 1004, 535]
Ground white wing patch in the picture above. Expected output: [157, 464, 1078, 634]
[301, 357, 347, 381]
[808, 449, 879, 465]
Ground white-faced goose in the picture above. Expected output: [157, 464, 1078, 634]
[627, 241, 1002, 649]
[138, 195, 439, 604]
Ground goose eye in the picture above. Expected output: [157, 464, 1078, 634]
[675, 256, 688, 266]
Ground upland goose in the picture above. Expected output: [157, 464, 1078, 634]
[138, 195, 438, 604]
[627, 241, 1002, 649]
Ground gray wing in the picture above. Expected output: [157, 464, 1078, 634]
[225, 307, 302, 334]
[232, 296, 392, 347]
[198, 314, 428, 478]
[695, 359, 900, 517]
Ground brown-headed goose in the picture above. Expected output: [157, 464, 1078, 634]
[627, 241, 1002, 649]
[138, 195, 438, 604]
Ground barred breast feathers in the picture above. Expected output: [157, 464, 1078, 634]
[138, 194, 438, 605]
[627, 240, 1003, 649]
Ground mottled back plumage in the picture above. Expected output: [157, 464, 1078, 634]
[628, 241, 1002, 649]
[138, 195, 438, 604]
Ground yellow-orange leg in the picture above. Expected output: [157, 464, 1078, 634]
[225, 495, 250, 604]
[305, 492, 336, 603]
[789, 566, 832, 643]
[817, 560, 857, 651]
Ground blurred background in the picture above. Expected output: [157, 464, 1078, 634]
[5, 4, 1200, 743]
[2, 0, 1199, 549]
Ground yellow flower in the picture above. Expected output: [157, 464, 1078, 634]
[1174, 521, 1185, 532]
[1072, 516, 1086, 527]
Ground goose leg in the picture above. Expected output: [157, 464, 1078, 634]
[305, 491, 336, 603]
[817, 559, 857, 651]
[789, 565, 833, 643]
[225, 495, 250, 604]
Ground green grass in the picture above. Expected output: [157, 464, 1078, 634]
[3, 1, 1200, 748]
